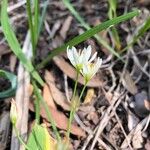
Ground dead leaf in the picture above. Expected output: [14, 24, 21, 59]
[102, 88, 113, 103]
[60, 16, 73, 40]
[29, 84, 33, 97]
[52, 36, 64, 49]
[145, 139, 150, 150]
[121, 70, 138, 94]
[87, 111, 99, 125]
[132, 129, 144, 149]
[44, 70, 70, 111]
[53, 56, 103, 87]
[83, 88, 95, 104]
[45, 20, 61, 39]
[29, 103, 86, 137]
[0, 44, 11, 56]
[138, 0, 150, 5]
[43, 84, 57, 110]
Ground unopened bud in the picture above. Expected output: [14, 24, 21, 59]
[10, 99, 18, 126]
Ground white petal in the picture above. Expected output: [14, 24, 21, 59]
[89, 52, 97, 63]
[72, 46, 79, 65]
[67, 46, 76, 66]
[72, 46, 78, 59]
[84, 45, 92, 62]
[93, 58, 102, 73]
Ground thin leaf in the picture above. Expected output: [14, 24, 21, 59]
[0, 70, 17, 98]
[122, 17, 150, 52]
[27, 123, 56, 150]
[26, 0, 35, 54]
[33, 0, 39, 45]
[63, 0, 122, 62]
[1, 0, 44, 86]
[108, 0, 121, 50]
[37, 10, 140, 69]
[32, 81, 61, 142]
[38, 0, 49, 37]
[133, 17, 150, 42]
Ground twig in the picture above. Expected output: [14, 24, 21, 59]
[90, 87, 125, 150]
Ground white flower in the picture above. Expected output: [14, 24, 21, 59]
[67, 45, 97, 71]
[81, 57, 102, 82]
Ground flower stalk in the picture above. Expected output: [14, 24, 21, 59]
[66, 45, 102, 143]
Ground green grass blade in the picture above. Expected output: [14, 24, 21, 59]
[122, 17, 150, 52]
[63, 0, 122, 61]
[133, 17, 150, 42]
[32, 81, 61, 142]
[26, 0, 35, 55]
[0, 70, 17, 98]
[36, 10, 140, 69]
[1, 0, 44, 86]
[108, 0, 121, 50]
[34, 0, 39, 45]
[38, 0, 49, 38]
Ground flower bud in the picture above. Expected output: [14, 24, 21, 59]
[10, 99, 18, 126]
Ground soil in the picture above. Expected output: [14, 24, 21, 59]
[0, 0, 150, 150]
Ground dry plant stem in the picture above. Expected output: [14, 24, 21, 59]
[130, 49, 150, 78]
[11, 32, 32, 150]
[121, 116, 149, 148]
[114, 113, 133, 150]
[81, 126, 112, 150]
[64, 74, 70, 102]
[7, 0, 26, 13]
[90, 88, 125, 150]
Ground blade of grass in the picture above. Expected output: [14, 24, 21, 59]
[36, 10, 140, 69]
[108, 0, 121, 50]
[38, 0, 49, 37]
[122, 17, 150, 52]
[1, 0, 44, 86]
[63, 0, 122, 63]
[0, 70, 17, 98]
[33, 0, 39, 45]
[32, 81, 61, 142]
[26, 0, 36, 55]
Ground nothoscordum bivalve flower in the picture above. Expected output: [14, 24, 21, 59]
[67, 45, 97, 71]
[81, 57, 102, 83]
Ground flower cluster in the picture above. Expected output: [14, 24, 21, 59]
[67, 45, 102, 82]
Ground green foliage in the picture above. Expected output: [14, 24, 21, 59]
[108, 0, 121, 50]
[0, 70, 17, 98]
[32, 81, 61, 142]
[27, 123, 51, 150]
[63, 0, 122, 63]
[133, 17, 150, 43]
[123, 16, 150, 52]
[37, 10, 140, 69]
[26, 0, 40, 56]
[1, 0, 44, 86]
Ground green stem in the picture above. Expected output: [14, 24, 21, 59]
[66, 105, 75, 141]
[34, 0, 39, 45]
[14, 126, 30, 150]
[79, 81, 88, 101]
[33, 86, 40, 124]
[66, 70, 79, 141]
[32, 81, 61, 142]
[72, 70, 79, 99]
[26, 0, 35, 56]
